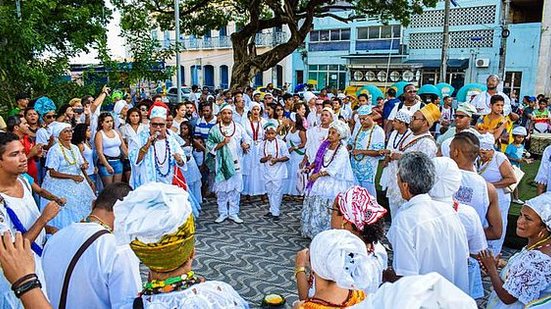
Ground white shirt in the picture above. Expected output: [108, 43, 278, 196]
[454, 170, 490, 227]
[260, 138, 290, 180]
[42, 223, 142, 309]
[400, 131, 438, 158]
[387, 101, 423, 121]
[471, 91, 512, 116]
[305, 126, 329, 162]
[387, 194, 470, 293]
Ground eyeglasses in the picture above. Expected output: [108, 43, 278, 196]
[140, 108, 148, 112]
[150, 122, 166, 128]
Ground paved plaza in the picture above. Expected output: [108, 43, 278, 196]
[141, 196, 519, 308]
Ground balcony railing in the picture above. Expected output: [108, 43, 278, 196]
[161, 32, 289, 51]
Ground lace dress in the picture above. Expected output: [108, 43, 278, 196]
[242, 119, 266, 196]
[487, 249, 551, 308]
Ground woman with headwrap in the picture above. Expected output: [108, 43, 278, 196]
[293, 229, 371, 308]
[479, 193, 551, 309]
[379, 109, 412, 217]
[478, 133, 516, 255]
[296, 186, 388, 301]
[285, 104, 307, 198]
[116, 182, 248, 308]
[34, 97, 58, 184]
[41, 123, 96, 229]
[301, 120, 355, 239]
[242, 102, 266, 198]
[348, 105, 385, 198]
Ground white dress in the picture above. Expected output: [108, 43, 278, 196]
[242, 118, 266, 196]
[379, 129, 410, 217]
[535, 145, 551, 193]
[487, 249, 551, 309]
[182, 144, 202, 204]
[479, 151, 512, 255]
[301, 143, 355, 238]
[41, 143, 96, 229]
[284, 129, 306, 196]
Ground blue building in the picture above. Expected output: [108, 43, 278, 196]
[294, 0, 549, 99]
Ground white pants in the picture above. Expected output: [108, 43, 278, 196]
[359, 181, 377, 200]
[266, 179, 284, 216]
[217, 190, 240, 217]
[487, 192, 511, 255]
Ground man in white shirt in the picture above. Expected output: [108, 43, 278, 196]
[42, 183, 141, 309]
[387, 84, 424, 121]
[471, 75, 512, 116]
[386, 152, 470, 294]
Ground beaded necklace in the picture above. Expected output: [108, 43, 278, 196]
[478, 156, 494, 176]
[220, 121, 236, 138]
[399, 132, 433, 152]
[391, 130, 408, 149]
[82, 215, 112, 233]
[153, 138, 172, 177]
[263, 139, 279, 159]
[352, 125, 375, 161]
[141, 271, 200, 296]
[322, 143, 341, 168]
[250, 119, 260, 141]
[526, 235, 551, 251]
[60, 143, 77, 166]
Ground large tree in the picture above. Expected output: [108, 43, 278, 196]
[0, 0, 112, 110]
[113, 0, 437, 89]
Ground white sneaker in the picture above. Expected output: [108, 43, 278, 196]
[512, 199, 525, 204]
[229, 215, 243, 224]
[214, 215, 228, 223]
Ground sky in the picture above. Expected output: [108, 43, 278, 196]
[69, 0, 126, 64]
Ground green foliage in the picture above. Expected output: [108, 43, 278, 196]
[0, 0, 111, 112]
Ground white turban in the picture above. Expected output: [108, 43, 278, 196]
[525, 193, 551, 231]
[113, 182, 191, 244]
[357, 105, 373, 116]
[51, 122, 72, 138]
[219, 103, 233, 113]
[512, 126, 527, 136]
[263, 119, 278, 131]
[179, 281, 249, 309]
[304, 92, 317, 104]
[478, 133, 495, 150]
[250, 101, 261, 111]
[113, 100, 128, 115]
[322, 106, 335, 117]
[456, 103, 477, 117]
[150, 106, 167, 120]
[395, 109, 412, 124]
[329, 119, 350, 140]
[429, 157, 462, 200]
[364, 272, 477, 309]
[310, 230, 371, 290]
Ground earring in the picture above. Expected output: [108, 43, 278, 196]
[341, 221, 347, 229]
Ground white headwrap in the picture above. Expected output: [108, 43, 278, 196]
[113, 100, 128, 115]
[525, 193, 551, 231]
[337, 93, 346, 99]
[179, 281, 249, 309]
[456, 103, 477, 117]
[250, 101, 261, 111]
[357, 105, 373, 116]
[51, 122, 72, 138]
[113, 182, 191, 244]
[512, 126, 527, 136]
[478, 133, 495, 150]
[263, 119, 278, 131]
[219, 103, 233, 112]
[364, 272, 477, 309]
[322, 106, 335, 117]
[304, 92, 317, 104]
[429, 157, 462, 201]
[395, 109, 412, 124]
[329, 119, 350, 140]
[150, 106, 168, 120]
[310, 229, 371, 290]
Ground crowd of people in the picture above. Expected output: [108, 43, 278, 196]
[0, 75, 549, 308]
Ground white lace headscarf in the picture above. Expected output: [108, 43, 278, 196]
[309, 229, 371, 290]
[525, 193, 551, 231]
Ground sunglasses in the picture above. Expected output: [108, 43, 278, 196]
[407, 90, 418, 94]
[150, 122, 166, 128]
[140, 108, 148, 112]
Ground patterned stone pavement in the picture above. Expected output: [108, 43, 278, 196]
[140, 195, 519, 309]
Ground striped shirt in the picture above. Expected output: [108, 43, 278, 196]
[194, 116, 217, 140]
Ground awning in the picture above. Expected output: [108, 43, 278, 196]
[403, 59, 469, 69]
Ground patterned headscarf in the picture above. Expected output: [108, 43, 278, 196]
[395, 109, 412, 124]
[336, 186, 387, 231]
[34, 96, 57, 117]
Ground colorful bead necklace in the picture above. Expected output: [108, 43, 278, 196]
[263, 139, 279, 159]
[526, 235, 551, 251]
[391, 130, 408, 149]
[141, 271, 200, 296]
[352, 126, 375, 161]
[322, 143, 341, 168]
[477, 156, 493, 176]
[60, 143, 77, 165]
[153, 138, 172, 177]
[399, 133, 433, 152]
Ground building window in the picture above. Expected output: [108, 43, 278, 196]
[308, 64, 347, 90]
[309, 28, 351, 42]
[357, 25, 401, 40]
[504, 71, 522, 98]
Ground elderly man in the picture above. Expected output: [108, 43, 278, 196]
[437, 103, 478, 157]
[391, 103, 440, 161]
[471, 74, 512, 116]
[386, 152, 469, 294]
[206, 104, 251, 224]
[449, 132, 503, 243]
[128, 103, 186, 189]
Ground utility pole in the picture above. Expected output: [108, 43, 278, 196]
[174, 0, 182, 103]
[498, 0, 511, 79]
[439, 0, 451, 83]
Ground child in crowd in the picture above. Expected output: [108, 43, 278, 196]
[505, 126, 532, 204]
[259, 120, 289, 220]
[532, 98, 550, 133]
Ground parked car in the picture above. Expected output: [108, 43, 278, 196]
[167, 87, 192, 104]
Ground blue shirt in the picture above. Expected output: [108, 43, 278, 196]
[383, 98, 401, 120]
[505, 143, 524, 167]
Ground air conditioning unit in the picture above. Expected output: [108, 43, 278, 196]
[475, 58, 490, 68]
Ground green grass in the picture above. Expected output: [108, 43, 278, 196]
[509, 159, 540, 216]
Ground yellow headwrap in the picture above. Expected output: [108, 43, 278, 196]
[419, 103, 441, 127]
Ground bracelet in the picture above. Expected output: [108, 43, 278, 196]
[13, 278, 41, 298]
[11, 274, 37, 291]
[294, 266, 307, 277]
